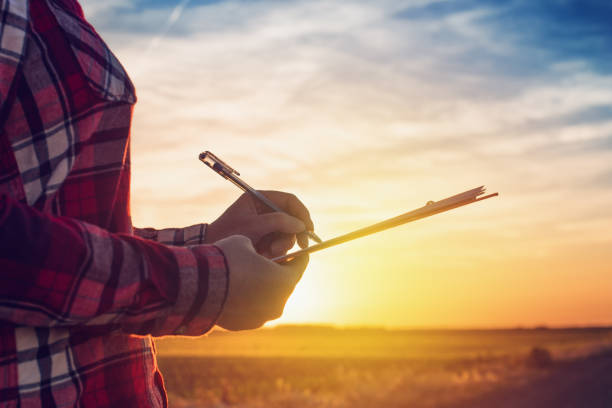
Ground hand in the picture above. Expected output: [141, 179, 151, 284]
[206, 191, 315, 258]
[214, 235, 309, 330]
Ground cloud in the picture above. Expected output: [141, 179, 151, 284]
[522, 105, 612, 132]
[81, 0, 612, 243]
[395, 0, 612, 75]
[591, 168, 612, 188]
[144, 0, 191, 54]
[74, 0, 612, 327]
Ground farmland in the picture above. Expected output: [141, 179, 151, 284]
[155, 326, 612, 407]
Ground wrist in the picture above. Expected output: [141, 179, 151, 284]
[204, 220, 218, 244]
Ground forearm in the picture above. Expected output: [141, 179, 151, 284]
[0, 194, 227, 336]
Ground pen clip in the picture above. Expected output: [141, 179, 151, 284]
[199, 151, 241, 177]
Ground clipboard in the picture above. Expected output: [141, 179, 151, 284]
[273, 186, 498, 263]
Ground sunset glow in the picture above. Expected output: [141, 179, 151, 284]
[82, 0, 612, 328]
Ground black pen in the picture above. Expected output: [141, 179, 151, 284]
[199, 151, 322, 244]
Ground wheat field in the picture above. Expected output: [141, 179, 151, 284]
[155, 326, 612, 407]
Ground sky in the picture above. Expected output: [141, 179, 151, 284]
[80, 0, 612, 328]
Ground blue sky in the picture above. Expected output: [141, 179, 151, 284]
[398, 0, 612, 73]
[87, 0, 612, 77]
[80, 0, 612, 327]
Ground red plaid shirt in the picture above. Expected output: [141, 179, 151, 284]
[0, 0, 229, 406]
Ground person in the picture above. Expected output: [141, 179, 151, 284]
[0, 0, 312, 406]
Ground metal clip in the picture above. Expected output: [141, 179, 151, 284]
[199, 151, 240, 176]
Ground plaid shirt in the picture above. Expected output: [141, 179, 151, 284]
[0, 0, 229, 406]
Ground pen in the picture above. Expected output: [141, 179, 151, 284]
[199, 151, 323, 244]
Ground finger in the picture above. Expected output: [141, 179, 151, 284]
[257, 212, 305, 235]
[280, 253, 309, 287]
[255, 233, 295, 258]
[297, 231, 308, 249]
[270, 235, 296, 257]
[259, 191, 315, 232]
[217, 312, 267, 331]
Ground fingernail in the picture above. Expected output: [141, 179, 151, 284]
[294, 220, 306, 232]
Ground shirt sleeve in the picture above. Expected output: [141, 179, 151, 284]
[0, 193, 229, 337]
[134, 223, 207, 246]
[0, 1, 28, 120]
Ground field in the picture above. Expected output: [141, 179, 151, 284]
[155, 326, 612, 407]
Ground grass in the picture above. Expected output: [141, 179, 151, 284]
[155, 326, 612, 407]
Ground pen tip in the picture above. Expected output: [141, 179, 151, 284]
[309, 231, 323, 244]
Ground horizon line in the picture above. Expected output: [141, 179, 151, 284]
[247, 323, 612, 332]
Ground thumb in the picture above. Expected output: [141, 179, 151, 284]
[279, 253, 309, 289]
[256, 212, 306, 236]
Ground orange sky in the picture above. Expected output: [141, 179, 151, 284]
[81, 0, 612, 328]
